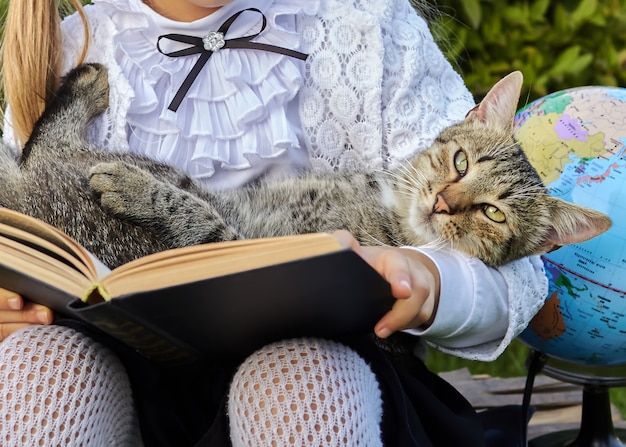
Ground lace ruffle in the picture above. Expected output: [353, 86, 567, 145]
[98, 0, 319, 179]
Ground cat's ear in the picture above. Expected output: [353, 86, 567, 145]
[466, 71, 524, 130]
[533, 197, 612, 254]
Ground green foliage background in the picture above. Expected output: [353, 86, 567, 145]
[425, 0, 626, 102]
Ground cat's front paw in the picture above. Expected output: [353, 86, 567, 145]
[89, 161, 156, 219]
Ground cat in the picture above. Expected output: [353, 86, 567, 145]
[87, 66, 610, 268]
[0, 63, 610, 273]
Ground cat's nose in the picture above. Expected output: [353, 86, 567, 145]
[433, 194, 451, 214]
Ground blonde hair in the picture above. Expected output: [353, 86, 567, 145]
[1, 0, 90, 146]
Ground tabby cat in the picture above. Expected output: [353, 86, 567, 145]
[0, 63, 611, 271]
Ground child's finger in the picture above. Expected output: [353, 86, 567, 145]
[374, 298, 423, 338]
[0, 288, 22, 310]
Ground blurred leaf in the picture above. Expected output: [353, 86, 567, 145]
[481, 13, 502, 43]
[462, 0, 483, 28]
[503, 4, 530, 26]
[552, 4, 571, 35]
[566, 53, 594, 74]
[588, 12, 607, 26]
[571, 0, 598, 26]
[530, 0, 550, 20]
[549, 45, 583, 76]
[426, 0, 626, 102]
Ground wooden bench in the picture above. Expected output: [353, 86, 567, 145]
[440, 368, 626, 444]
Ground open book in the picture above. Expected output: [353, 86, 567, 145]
[0, 207, 394, 364]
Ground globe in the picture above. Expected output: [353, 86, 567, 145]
[514, 85, 626, 369]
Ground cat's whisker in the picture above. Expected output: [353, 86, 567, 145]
[355, 226, 393, 247]
[389, 163, 427, 189]
[391, 176, 427, 198]
[384, 232, 407, 248]
[376, 168, 406, 187]
[518, 184, 545, 192]
[510, 184, 546, 199]
[383, 175, 418, 193]
[405, 164, 429, 187]
[356, 222, 410, 248]
[393, 190, 417, 198]
[417, 238, 448, 252]
[389, 177, 416, 192]
[487, 138, 518, 158]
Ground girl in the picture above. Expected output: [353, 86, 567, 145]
[0, 0, 547, 445]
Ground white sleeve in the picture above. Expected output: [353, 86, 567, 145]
[404, 247, 548, 361]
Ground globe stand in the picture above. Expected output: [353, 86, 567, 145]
[524, 351, 626, 447]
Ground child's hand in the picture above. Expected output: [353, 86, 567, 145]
[0, 288, 54, 341]
[332, 230, 440, 339]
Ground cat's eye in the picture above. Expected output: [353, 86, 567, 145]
[454, 150, 468, 176]
[483, 205, 506, 223]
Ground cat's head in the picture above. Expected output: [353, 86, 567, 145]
[396, 71, 611, 266]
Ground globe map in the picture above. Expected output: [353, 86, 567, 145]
[515, 85, 626, 367]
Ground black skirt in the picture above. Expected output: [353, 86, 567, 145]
[115, 335, 487, 447]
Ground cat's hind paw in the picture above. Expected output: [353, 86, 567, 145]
[58, 63, 110, 116]
[89, 161, 156, 219]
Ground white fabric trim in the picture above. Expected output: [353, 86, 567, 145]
[99, 0, 318, 181]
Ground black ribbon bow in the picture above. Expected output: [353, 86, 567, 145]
[157, 8, 309, 112]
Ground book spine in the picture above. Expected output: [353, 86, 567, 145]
[69, 300, 203, 365]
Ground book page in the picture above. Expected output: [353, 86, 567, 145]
[101, 233, 343, 299]
[0, 207, 97, 278]
[0, 235, 92, 297]
[0, 223, 96, 279]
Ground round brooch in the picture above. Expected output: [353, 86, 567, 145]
[202, 31, 226, 52]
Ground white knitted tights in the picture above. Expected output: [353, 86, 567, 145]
[0, 325, 141, 447]
[0, 329, 383, 446]
[228, 338, 383, 447]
